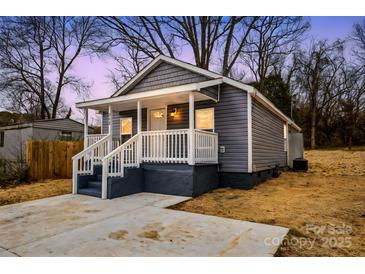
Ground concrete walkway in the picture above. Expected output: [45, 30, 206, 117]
[0, 193, 288, 256]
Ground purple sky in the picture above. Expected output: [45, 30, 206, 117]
[64, 16, 364, 123]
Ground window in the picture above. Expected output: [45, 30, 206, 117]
[120, 117, 132, 135]
[60, 131, 72, 141]
[195, 108, 214, 130]
[0, 131, 4, 147]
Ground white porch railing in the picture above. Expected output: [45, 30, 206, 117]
[72, 134, 111, 194]
[86, 134, 108, 147]
[75, 129, 218, 199]
[141, 129, 189, 163]
[194, 129, 218, 163]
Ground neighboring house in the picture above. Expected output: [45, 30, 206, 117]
[73, 55, 303, 199]
[0, 118, 93, 161]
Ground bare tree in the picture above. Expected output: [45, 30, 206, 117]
[340, 71, 365, 149]
[339, 19, 365, 149]
[99, 16, 257, 88]
[351, 19, 365, 66]
[295, 39, 346, 149]
[167, 16, 257, 74]
[108, 46, 150, 90]
[241, 17, 310, 91]
[99, 16, 178, 61]
[0, 17, 53, 118]
[0, 16, 102, 120]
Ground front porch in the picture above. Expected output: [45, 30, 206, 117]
[73, 85, 220, 199]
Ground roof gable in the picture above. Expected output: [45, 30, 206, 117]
[125, 62, 211, 95]
[107, 55, 301, 131]
[115, 57, 215, 96]
[112, 55, 223, 97]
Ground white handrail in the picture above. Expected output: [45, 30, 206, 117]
[72, 134, 111, 194]
[86, 134, 108, 147]
[101, 134, 139, 199]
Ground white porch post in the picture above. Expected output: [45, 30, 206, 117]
[108, 105, 113, 153]
[137, 100, 142, 166]
[188, 92, 195, 165]
[83, 108, 88, 149]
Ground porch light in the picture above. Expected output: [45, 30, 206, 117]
[153, 111, 164, 118]
[170, 108, 178, 117]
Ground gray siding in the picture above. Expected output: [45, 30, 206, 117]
[102, 109, 147, 138]
[125, 62, 210, 94]
[167, 84, 248, 173]
[102, 85, 248, 172]
[252, 99, 287, 171]
[0, 127, 32, 161]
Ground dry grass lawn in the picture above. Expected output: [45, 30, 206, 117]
[0, 179, 71, 206]
[171, 148, 365, 256]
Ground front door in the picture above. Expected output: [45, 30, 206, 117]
[150, 108, 167, 131]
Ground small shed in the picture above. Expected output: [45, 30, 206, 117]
[0, 118, 93, 161]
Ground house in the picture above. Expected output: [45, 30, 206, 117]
[73, 55, 303, 199]
[0, 118, 94, 162]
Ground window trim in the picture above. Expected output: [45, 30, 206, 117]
[120, 117, 133, 136]
[195, 107, 215, 131]
[283, 124, 288, 152]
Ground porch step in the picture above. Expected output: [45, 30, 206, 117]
[78, 180, 102, 198]
[88, 181, 102, 189]
[78, 187, 101, 198]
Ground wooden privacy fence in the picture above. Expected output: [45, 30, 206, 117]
[26, 140, 83, 180]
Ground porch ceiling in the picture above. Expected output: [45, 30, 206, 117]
[76, 79, 222, 112]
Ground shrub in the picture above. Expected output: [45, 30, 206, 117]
[0, 159, 28, 187]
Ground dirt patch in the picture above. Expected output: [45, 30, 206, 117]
[138, 230, 161, 240]
[84, 209, 101, 213]
[0, 212, 33, 225]
[138, 222, 165, 241]
[109, 230, 129, 240]
[172, 148, 365, 256]
[0, 179, 71, 206]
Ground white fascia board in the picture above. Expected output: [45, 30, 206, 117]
[76, 79, 221, 109]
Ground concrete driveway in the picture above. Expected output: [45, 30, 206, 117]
[0, 193, 288, 256]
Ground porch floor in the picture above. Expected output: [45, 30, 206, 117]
[0, 193, 288, 256]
